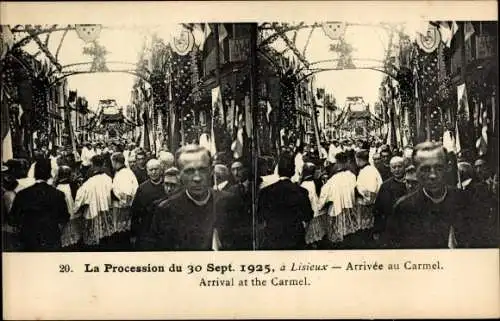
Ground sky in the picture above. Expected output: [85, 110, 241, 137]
[270, 23, 392, 111]
[22, 23, 394, 112]
[26, 24, 181, 110]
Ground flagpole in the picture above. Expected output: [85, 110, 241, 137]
[232, 24, 238, 139]
[249, 23, 259, 251]
[213, 24, 224, 137]
[310, 78, 322, 154]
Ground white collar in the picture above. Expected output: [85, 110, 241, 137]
[186, 189, 211, 206]
[423, 186, 448, 204]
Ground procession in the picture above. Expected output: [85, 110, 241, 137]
[1, 22, 498, 252]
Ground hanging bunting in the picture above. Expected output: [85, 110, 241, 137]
[416, 24, 441, 53]
[170, 27, 194, 56]
[75, 24, 102, 43]
[321, 22, 346, 40]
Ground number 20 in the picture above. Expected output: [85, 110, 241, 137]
[59, 264, 71, 273]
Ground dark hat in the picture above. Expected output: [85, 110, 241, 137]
[34, 158, 52, 180]
[302, 162, 316, 180]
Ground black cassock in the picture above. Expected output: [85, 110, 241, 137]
[10, 182, 69, 251]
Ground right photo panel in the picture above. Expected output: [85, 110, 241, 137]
[253, 21, 498, 250]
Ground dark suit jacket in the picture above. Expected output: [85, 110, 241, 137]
[220, 183, 253, 250]
[10, 182, 69, 251]
[257, 179, 313, 250]
[138, 189, 233, 251]
[385, 187, 470, 249]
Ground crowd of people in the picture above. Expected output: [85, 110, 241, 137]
[1, 135, 498, 252]
[274, 138, 498, 249]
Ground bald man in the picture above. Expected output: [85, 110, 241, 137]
[130, 159, 167, 247]
[158, 151, 175, 174]
[373, 156, 407, 244]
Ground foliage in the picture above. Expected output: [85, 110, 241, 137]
[330, 39, 356, 69]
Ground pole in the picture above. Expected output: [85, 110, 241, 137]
[310, 79, 322, 153]
[167, 51, 173, 151]
[232, 24, 238, 138]
[425, 92, 431, 141]
[249, 23, 258, 251]
[180, 107, 185, 145]
[213, 23, 225, 141]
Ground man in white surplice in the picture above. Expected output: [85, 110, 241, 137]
[317, 152, 358, 243]
[73, 154, 113, 249]
[355, 149, 383, 234]
[111, 152, 139, 238]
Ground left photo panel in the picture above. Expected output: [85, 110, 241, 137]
[1, 23, 258, 252]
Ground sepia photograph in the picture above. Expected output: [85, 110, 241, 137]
[1, 20, 498, 253]
[1, 2, 499, 320]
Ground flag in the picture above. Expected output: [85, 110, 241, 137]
[1, 91, 13, 163]
[476, 124, 488, 157]
[210, 87, 222, 156]
[218, 24, 228, 44]
[438, 22, 454, 48]
[479, 101, 487, 126]
[141, 110, 150, 151]
[457, 83, 470, 121]
[464, 22, 475, 42]
[204, 23, 212, 42]
[244, 95, 252, 138]
[386, 107, 397, 149]
[451, 22, 459, 38]
[266, 101, 273, 123]
[443, 128, 455, 153]
[15, 103, 24, 124]
[192, 23, 205, 50]
[455, 121, 461, 154]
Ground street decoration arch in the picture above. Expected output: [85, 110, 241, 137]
[1, 24, 160, 155]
